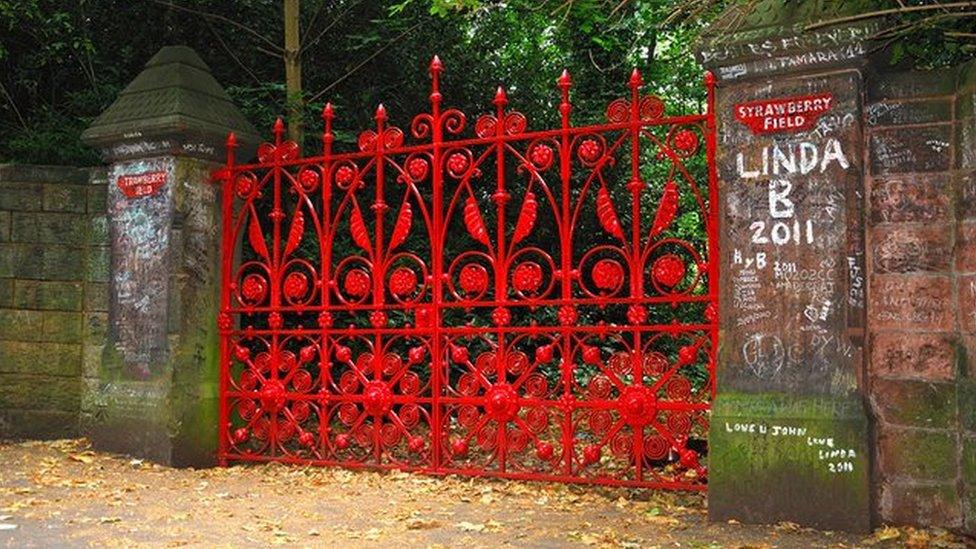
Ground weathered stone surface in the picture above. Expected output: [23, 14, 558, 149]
[41, 311, 83, 343]
[85, 246, 109, 283]
[871, 379, 957, 428]
[82, 344, 103, 379]
[869, 67, 958, 100]
[0, 211, 9, 243]
[42, 184, 87, 213]
[869, 174, 950, 224]
[11, 212, 89, 245]
[958, 118, 976, 169]
[869, 125, 952, 175]
[0, 340, 82, 376]
[0, 244, 86, 280]
[0, 165, 109, 441]
[880, 481, 962, 528]
[0, 374, 80, 411]
[84, 283, 108, 312]
[0, 182, 43, 211]
[719, 70, 863, 395]
[0, 408, 78, 439]
[959, 274, 976, 334]
[958, 380, 976, 433]
[86, 185, 108, 215]
[12, 280, 84, 311]
[0, 279, 11, 308]
[877, 426, 958, 481]
[870, 224, 951, 274]
[957, 169, 976, 220]
[709, 392, 871, 532]
[698, 16, 880, 83]
[0, 308, 43, 341]
[90, 215, 108, 242]
[869, 333, 955, 381]
[958, 222, 976, 273]
[84, 312, 108, 341]
[866, 99, 952, 127]
[868, 274, 953, 331]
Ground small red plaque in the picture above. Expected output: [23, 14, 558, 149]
[117, 171, 167, 198]
[734, 93, 833, 135]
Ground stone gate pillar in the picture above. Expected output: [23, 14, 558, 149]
[81, 46, 258, 466]
[697, 3, 879, 531]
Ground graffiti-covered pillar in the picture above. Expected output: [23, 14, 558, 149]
[81, 46, 258, 466]
[697, 3, 877, 531]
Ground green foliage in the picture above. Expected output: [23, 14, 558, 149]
[2, 0, 975, 163]
[0, 0, 717, 164]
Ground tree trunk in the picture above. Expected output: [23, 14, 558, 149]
[284, 0, 303, 144]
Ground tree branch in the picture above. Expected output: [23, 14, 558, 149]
[147, 0, 284, 53]
[805, 1, 976, 31]
[307, 21, 422, 103]
[300, 0, 366, 54]
[0, 81, 28, 131]
[204, 20, 266, 89]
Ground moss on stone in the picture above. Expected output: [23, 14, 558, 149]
[709, 391, 871, 532]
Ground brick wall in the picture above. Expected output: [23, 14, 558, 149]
[0, 164, 108, 439]
[865, 65, 976, 529]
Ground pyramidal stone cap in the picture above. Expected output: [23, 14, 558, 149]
[82, 45, 259, 162]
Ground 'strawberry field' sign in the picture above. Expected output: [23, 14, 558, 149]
[117, 171, 167, 198]
[734, 93, 832, 135]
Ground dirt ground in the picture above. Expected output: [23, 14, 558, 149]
[0, 439, 967, 548]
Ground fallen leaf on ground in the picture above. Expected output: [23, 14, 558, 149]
[405, 517, 440, 530]
[862, 525, 901, 545]
[68, 452, 95, 464]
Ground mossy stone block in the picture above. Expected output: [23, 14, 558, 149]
[708, 391, 871, 532]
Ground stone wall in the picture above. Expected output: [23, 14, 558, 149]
[863, 63, 976, 530]
[0, 164, 108, 439]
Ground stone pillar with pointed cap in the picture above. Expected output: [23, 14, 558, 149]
[81, 45, 259, 466]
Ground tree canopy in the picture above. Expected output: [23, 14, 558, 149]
[1, 0, 974, 165]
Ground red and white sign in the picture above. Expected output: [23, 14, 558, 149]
[117, 171, 167, 198]
[734, 93, 833, 135]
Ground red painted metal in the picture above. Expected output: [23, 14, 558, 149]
[215, 59, 718, 490]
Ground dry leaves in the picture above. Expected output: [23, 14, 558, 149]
[0, 439, 971, 548]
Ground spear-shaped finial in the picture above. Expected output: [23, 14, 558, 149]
[225, 132, 237, 167]
[375, 103, 388, 125]
[429, 55, 443, 108]
[629, 68, 644, 89]
[557, 69, 572, 90]
[429, 55, 443, 75]
[494, 86, 508, 109]
[322, 103, 335, 155]
[273, 117, 285, 144]
[557, 70, 572, 125]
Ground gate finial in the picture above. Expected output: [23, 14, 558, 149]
[629, 68, 643, 88]
[322, 103, 334, 155]
[273, 117, 284, 144]
[558, 70, 572, 124]
[493, 86, 508, 109]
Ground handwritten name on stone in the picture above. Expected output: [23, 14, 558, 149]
[724, 422, 857, 474]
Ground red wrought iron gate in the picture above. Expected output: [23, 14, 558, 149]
[215, 58, 717, 490]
